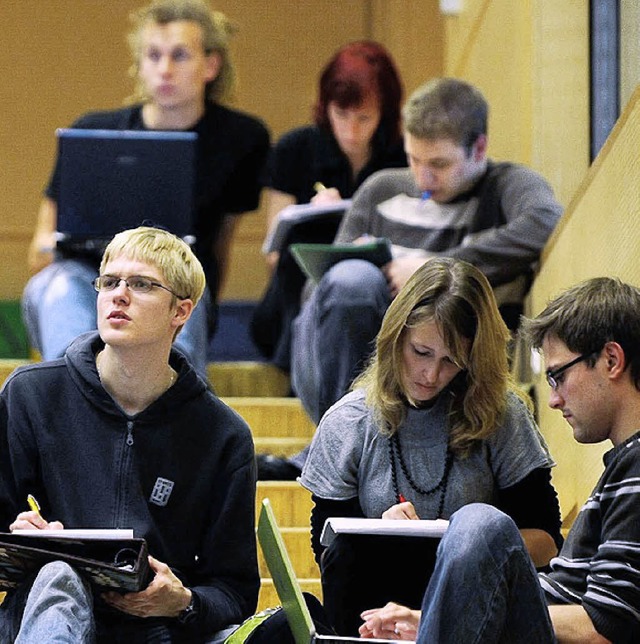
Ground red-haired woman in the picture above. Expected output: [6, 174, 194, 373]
[252, 41, 407, 378]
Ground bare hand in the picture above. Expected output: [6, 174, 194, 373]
[360, 602, 421, 640]
[311, 187, 342, 204]
[382, 257, 429, 298]
[10, 511, 64, 532]
[382, 501, 420, 520]
[102, 556, 191, 618]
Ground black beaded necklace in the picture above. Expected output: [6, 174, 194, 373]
[389, 432, 453, 519]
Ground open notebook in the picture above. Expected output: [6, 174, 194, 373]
[257, 499, 415, 644]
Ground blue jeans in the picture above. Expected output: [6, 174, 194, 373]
[290, 260, 390, 425]
[0, 561, 238, 643]
[0, 561, 96, 643]
[417, 503, 556, 644]
[22, 259, 210, 380]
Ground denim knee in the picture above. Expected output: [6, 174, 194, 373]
[442, 503, 521, 558]
[34, 561, 86, 589]
[319, 260, 387, 305]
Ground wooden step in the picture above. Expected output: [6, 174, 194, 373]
[253, 436, 309, 458]
[1, 360, 289, 398]
[223, 397, 314, 439]
[208, 362, 290, 397]
[256, 483, 313, 528]
[0, 359, 30, 388]
[258, 578, 322, 612]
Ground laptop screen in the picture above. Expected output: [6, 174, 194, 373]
[55, 128, 197, 248]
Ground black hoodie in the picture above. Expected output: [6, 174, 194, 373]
[0, 332, 259, 639]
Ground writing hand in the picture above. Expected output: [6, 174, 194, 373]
[102, 556, 191, 618]
[382, 501, 420, 520]
[10, 511, 64, 532]
[359, 602, 421, 640]
[382, 256, 429, 298]
[311, 187, 342, 204]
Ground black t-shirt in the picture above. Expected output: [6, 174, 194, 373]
[267, 124, 407, 205]
[46, 102, 270, 299]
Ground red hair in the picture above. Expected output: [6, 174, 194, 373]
[314, 41, 403, 144]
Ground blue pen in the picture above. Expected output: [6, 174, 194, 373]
[421, 190, 432, 201]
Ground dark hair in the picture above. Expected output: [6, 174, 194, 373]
[522, 277, 640, 391]
[314, 41, 403, 144]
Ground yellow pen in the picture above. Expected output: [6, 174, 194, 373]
[313, 181, 327, 193]
[27, 494, 42, 518]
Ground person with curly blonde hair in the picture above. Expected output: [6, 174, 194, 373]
[300, 258, 562, 636]
[23, 0, 269, 379]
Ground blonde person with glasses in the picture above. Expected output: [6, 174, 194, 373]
[1, 227, 259, 642]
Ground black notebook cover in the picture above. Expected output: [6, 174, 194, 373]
[0, 532, 152, 593]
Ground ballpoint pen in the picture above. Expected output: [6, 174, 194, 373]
[27, 494, 42, 518]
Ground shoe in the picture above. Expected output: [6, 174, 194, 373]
[256, 453, 302, 480]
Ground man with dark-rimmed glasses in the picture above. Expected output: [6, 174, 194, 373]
[361, 276, 640, 643]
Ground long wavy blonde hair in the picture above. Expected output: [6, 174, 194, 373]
[353, 258, 530, 456]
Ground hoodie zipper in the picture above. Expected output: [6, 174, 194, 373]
[126, 420, 134, 446]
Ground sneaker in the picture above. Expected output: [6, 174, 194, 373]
[256, 454, 302, 480]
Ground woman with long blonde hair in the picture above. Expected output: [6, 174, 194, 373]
[300, 257, 562, 637]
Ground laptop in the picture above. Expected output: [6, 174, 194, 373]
[55, 128, 197, 251]
[257, 499, 414, 644]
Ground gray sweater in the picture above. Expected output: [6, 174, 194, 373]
[335, 162, 563, 307]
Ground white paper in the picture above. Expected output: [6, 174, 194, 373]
[320, 517, 449, 547]
[13, 529, 134, 540]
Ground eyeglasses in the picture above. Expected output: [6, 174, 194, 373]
[93, 275, 187, 299]
[545, 352, 596, 390]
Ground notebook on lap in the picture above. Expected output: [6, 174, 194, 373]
[257, 499, 414, 643]
[55, 128, 197, 252]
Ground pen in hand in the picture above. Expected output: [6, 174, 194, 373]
[27, 494, 42, 518]
[313, 181, 327, 193]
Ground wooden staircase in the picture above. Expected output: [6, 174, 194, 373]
[0, 359, 321, 611]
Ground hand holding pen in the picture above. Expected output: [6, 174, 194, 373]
[311, 181, 342, 205]
[9, 494, 64, 532]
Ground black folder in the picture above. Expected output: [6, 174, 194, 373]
[0, 531, 152, 593]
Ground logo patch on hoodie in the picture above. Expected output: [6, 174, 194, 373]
[150, 477, 175, 507]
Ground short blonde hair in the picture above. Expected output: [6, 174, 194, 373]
[100, 226, 206, 308]
[127, 0, 236, 104]
[353, 258, 529, 456]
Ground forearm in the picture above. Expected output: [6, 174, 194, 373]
[549, 604, 611, 643]
[28, 197, 57, 274]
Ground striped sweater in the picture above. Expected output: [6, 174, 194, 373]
[540, 432, 640, 643]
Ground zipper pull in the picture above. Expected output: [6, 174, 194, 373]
[126, 421, 134, 446]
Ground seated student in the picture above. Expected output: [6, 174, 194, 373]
[299, 257, 563, 637]
[358, 276, 640, 643]
[0, 227, 258, 642]
[250, 40, 407, 382]
[23, 0, 270, 380]
[259, 76, 563, 480]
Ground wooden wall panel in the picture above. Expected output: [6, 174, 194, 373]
[442, 0, 589, 207]
[1, 1, 372, 301]
[529, 88, 640, 518]
[370, 0, 444, 96]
